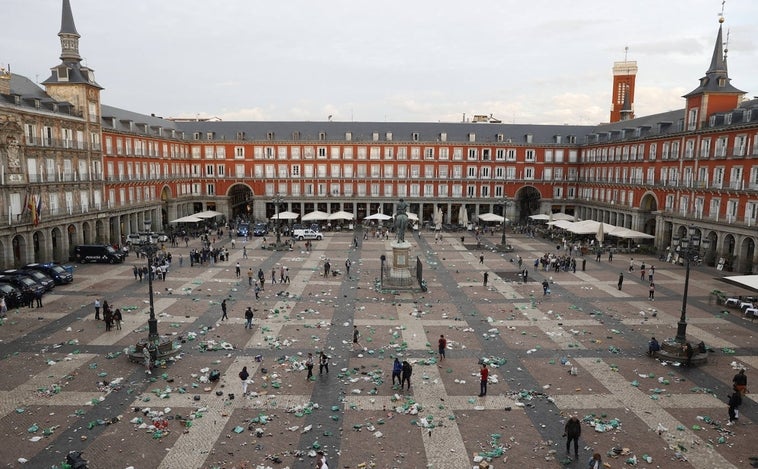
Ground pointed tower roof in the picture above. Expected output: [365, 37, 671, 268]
[60, 0, 79, 36]
[683, 18, 744, 97]
[42, 0, 102, 88]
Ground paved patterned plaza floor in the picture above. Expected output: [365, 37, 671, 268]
[0, 228, 756, 469]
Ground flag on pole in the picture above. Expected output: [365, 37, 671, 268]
[21, 191, 29, 216]
[35, 194, 42, 225]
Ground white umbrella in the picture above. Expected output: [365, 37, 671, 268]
[365, 213, 392, 221]
[552, 213, 575, 221]
[596, 222, 605, 246]
[194, 210, 224, 219]
[478, 212, 505, 223]
[458, 206, 469, 226]
[405, 212, 419, 221]
[169, 214, 203, 223]
[529, 214, 551, 221]
[328, 210, 355, 221]
[302, 210, 330, 221]
[434, 207, 443, 230]
[270, 211, 299, 220]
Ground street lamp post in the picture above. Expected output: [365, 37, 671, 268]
[672, 225, 709, 343]
[142, 220, 159, 344]
[272, 194, 284, 246]
[500, 197, 511, 249]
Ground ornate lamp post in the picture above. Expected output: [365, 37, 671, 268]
[672, 225, 709, 343]
[272, 193, 284, 246]
[141, 220, 160, 344]
[500, 197, 512, 249]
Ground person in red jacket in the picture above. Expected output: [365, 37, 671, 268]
[479, 363, 489, 397]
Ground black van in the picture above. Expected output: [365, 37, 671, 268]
[0, 283, 23, 309]
[74, 245, 125, 264]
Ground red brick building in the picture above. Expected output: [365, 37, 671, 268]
[0, 1, 756, 273]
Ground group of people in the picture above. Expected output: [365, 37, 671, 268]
[93, 298, 122, 331]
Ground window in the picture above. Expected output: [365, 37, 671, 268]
[317, 147, 327, 159]
[235, 164, 245, 178]
[384, 147, 394, 160]
[424, 148, 434, 160]
[453, 148, 463, 160]
[440, 132, 447, 142]
[343, 147, 352, 159]
[467, 148, 477, 160]
[356, 164, 366, 178]
[687, 108, 698, 130]
[410, 147, 420, 160]
[278, 147, 288, 159]
[482, 149, 491, 161]
[525, 150, 535, 162]
[467, 166, 477, 178]
[370, 147, 380, 160]
[544, 150, 553, 162]
[411, 132, 419, 142]
[684, 140, 695, 159]
[524, 167, 534, 180]
[206, 184, 215, 195]
[735, 135, 747, 156]
[439, 148, 449, 160]
[468, 133, 476, 142]
[480, 167, 490, 179]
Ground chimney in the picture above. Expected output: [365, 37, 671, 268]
[0, 65, 11, 95]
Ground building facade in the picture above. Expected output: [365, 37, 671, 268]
[0, 1, 756, 273]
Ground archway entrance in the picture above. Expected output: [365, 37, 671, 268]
[228, 184, 254, 220]
[639, 193, 658, 236]
[514, 186, 541, 224]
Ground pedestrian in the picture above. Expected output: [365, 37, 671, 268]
[479, 362, 489, 397]
[324, 260, 331, 278]
[254, 284, 261, 300]
[522, 268, 528, 283]
[305, 353, 314, 380]
[564, 415, 581, 460]
[142, 345, 151, 374]
[648, 336, 660, 356]
[649, 265, 655, 282]
[617, 272, 624, 290]
[113, 308, 122, 330]
[319, 351, 329, 375]
[648, 282, 655, 300]
[179, 254, 183, 267]
[104, 307, 112, 331]
[242, 246, 248, 259]
[345, 258, 351, 276]
[595, 250, 601, 262]
[479, 254, 484, 264]
[35, 290, 43, 308]
[587, 453, 602, 469]
[683, 342, 694, 367]
[392, 357, 402, 386]
[608, 251, 613, 262]
[733, 369, 747, 395]
[133, 265, 139, 280]
[315, 451, 329, 469]
[247, 268, 253, 286]
[640, 267, 646, 281]
[271, 267, 277, 284]
[401, 360, 413, 391]
[221, 299, 228, 321]
[258, 268, 265, 289]
[0, 296, 6, 317]
[542, 279, 550, 295]
[629, 258, 634, 272]
[284, 267, 290, 283]
[483, 271, 489, 287]
[239, 366, 250, 396]
[235, 262, 241, 278]
[727, 389, 742, 425]
[244, 306, 254, 329]
[352, 325, 361, 350]
[280, 265, 286, 283]
[94, 298, 101, 320]
[438, 334, 447, 361]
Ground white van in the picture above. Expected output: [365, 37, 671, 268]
[292, 229, 323, 240]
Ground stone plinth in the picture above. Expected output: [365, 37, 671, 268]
[387, 241, 414, 288]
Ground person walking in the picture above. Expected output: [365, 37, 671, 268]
[617, 272, 624, 290]
[305, 353, 314, 380]
[640, 266, 646, 281]
[733, 369, 747, 396]
[94, 299, 101, 321]
[319, 351, 329, 375]
[247, 268, 253, 286]
[244, 306, 254, 329]
[352, 325, 362, 350]
[479, 254, 484, 264]
[542, 279, 550, 296]
[235, 262, 241, 278]
[401, 360, 413, 391]
[345, 258, 352, 276]
[315, 451, 329, 469]
[113, 308, 122, 330]
[438, 335, 447, 361]
[271, 267, 277, 284]
[242, 246, 248, 259]
[479, 362, 489, 397]
[284, 267, 290, 283]
[629, 258, 634, 272]
[683, 342, 694, 367]
[483, 271, 489, 287]
[133, 265, 139, 280]
[608, 251, 613, 262]
[34, 290, 43, 308]
[104, 307, 113, 331]
[727, 389, 742, 425]
[258, 268, 265, 289]
[324, 260, 331, 278]
[221, 299, 228, 321]
[564, 415, 581, 460]
[648, 282, 655, 300]
[392, 357, 402, 386]
[0, 296, 7, 317]
[239, 366, 250, 396]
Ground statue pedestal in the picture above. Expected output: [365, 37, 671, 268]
[387, 241, 414, 287]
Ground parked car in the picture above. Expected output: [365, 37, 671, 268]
[0, 274, 44, 298]
[126, 233, 142, 245]
[252, 223, 268, 237]
[3, 269, 55, 292]
[236, 223, 250, 237]
[25, 263, 74, 285]
[292, 229, 323, 241]
[0, 283, 23, 309]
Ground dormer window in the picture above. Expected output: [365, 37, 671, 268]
[372, 132, 379, 141]
[292, 131, 300, 140]
[206, 132, 215, 140]
[34, 99, 41, 109]
[525, 134, 533, 144]
[236, 131, 246, 140]
[318, 132, 326, 141]
[385, 132, 392, 141]
[411, 132, 419, 142]
[267, 132, 275, 140]
[718, 77, 727, 87]
[554, 135, 561, 144]
[468, 133, 476, 142]
[345, 132, 352, 141]
[496, 133, 503, 142]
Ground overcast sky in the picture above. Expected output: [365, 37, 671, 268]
[4, 0, 758, 125]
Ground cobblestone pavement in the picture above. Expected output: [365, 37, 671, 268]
[0, 228, 756, 469]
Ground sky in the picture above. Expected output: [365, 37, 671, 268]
[4, 0, 758, 125]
